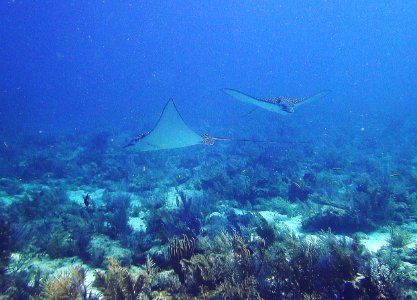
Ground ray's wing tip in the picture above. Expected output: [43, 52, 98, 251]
[319, 89, 331, 96]
[308, 90, 331, 100]
[221, 87, 240, 94]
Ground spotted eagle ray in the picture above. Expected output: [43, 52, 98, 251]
[125, 99, 308, 151]
[222, 88, 330, 115]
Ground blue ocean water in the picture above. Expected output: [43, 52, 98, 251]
[1, 1, 416, 298]
[1, 1, 416, 136]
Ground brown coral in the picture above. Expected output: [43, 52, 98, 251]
[41, 266, 90, 300]
[168, 235, 195, 284]
[94, 257, 148, 300]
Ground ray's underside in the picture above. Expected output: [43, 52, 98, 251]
[132, 100, 203, 151]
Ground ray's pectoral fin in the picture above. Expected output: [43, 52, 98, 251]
[223, 88, 330, 115]
[128, 99, 204, 151]
[293, 90, 331, 107]
[222, 88, 287, 115]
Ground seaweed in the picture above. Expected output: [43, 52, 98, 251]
[353, 183, 401, 226]
[263, 230, 369, 299]
[288, 181, 311, 202]
[169, 231, 263, 297]
[0, 211, 11, 292]
[168, 235, 195, 284]
[1, 107, 417, 298]
[302, 207, 364, 233]
[87, 235, 133, 267]
[77, 131, 110, 167]
[94, 257, 148, 299]
[253, 212, 276, 247]
[366, 248, 411, 299]
[388, 225, 412, 249]
[100, 192, 132, 240]
[219, 274, 260, 300]
[144, 191, 201, 245]
[303, 183, 409, 234]
[42, 265, 99, 300]
[46, 223, 78, 259]
[175, 188, 192, 216]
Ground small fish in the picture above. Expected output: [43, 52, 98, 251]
[292, 181, 301, 189]
[83, 194, 91, 207]
[3, 142, 8, 148]
[390, 173, 400, 177]
[143, 165, 147, 172]
[332, 167, 341, 171]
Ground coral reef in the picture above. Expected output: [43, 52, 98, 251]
[0, 210, 11, 292]
[0, 115, 416, 298]
[168, 235, 195, 284]
[87, 235, 133, 267]
[99, 191, 132, 240]
[175, 188, 192, 216]
[262, 230, 367, 298]
[42, 265, 99, 299]
[94, 257, 148, 299]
